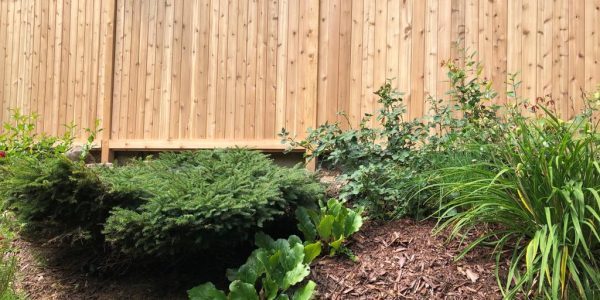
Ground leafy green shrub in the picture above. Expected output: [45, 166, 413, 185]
[100, 150, 323, 257]
[281, 51, 501, 219]
[431, 104, 600, 299]
[296, 198, 363, 260]
[188, 234, 317, 300]
[0, 110, 98, 160]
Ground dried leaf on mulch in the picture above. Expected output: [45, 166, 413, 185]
[311, 219, 505, 299]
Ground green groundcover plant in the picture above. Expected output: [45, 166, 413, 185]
[295, 198, 363, 261]
[100, 150, 323, 257]
[189, 234, 317, 300]
[188, 200, 364, 300]
[430, 98, 600, 298]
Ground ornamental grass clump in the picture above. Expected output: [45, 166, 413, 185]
[100, 150, 323, 257]
[432, 103, 600, 299]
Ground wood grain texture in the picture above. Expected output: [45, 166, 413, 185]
[0, 0, 598, 155]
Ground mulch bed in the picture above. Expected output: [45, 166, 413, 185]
[12, 219, 505, 299]
[311, 219, 504, 299]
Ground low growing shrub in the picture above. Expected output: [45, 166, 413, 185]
[0, 156, 109, 243]
[100, 150, 323, 257]
[0, 111, 103, 244]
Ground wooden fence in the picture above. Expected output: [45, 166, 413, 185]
[0, 0, 599, 162]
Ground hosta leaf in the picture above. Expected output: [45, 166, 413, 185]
[303, 241, 322, 264]
[287, 235, 303, 247]
[187, 282, 227, 300]
[292, 281, 316, 300]
[343, 209, 363, 237]
[255, 232, 276, 249]
[332, 207, 348, 238]
[262, 278, 279, 300]
[230, 249, 267, 283]
[275, 294, 290, 300]
[329, 236, 345, 253]
[295, 208, 317, 242]
[229, 281, 259, 300]
[283, 263, 311, 289]
[280, 243, 306, 272]
[326, 198, 342, 216]
[317, 215, 335, 240]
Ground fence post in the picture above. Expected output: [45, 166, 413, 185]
[101, 0, 117, 163]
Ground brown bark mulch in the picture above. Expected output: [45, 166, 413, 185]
[311, 219, 504, 300]
[12, 219, 505, 299]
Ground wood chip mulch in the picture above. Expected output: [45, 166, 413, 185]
[311, 219, 504, 300]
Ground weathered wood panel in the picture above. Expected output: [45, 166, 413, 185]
[0, 0, 112, 139]
[109, 0, 318, 144]
[317, 0, 600, 125]
[0, 0, 599, 160]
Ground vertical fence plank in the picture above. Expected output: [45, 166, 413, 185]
[507, 0, 522, 101]
[235, 0, 248, 139]
[245, 0, 257, 138]
[284, 0, 298, 135]
[348, 0, 363, 128]
[410, 0, 425, 119]
[225, 0, 238, 138]
[521, 0, 537, 104]
[178, 0, 192, 138]
[101, 0, 117, 163]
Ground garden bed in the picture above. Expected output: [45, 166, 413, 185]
[13, 219, 503, 299]
[312, 219, 503, 299]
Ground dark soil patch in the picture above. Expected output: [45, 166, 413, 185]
[13, 238, 249, 300]
[311, 219, 505, 299]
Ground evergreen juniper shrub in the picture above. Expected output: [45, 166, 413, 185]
[100, 150, 323, 257]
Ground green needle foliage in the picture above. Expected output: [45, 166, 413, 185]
[100, 150, 323, 257]
[431, 104, 600, 299]
[188, 234, 317, 300]
[1, 156, 108, 243]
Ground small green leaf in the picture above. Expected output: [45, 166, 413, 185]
[255, 232, 276, 249]
[187, 282, 227, 300]
[292, 281, 316, 300]
[295, 208, 317, 242]
[230, 249, 266, 283]
[329, 236, 345, 253]
[303, 241, 322, 264]
[283, 264, 311, 289]
[262, 278, 279, 300]
[317, 215, 335, 240]
[229, 281, 259, 300]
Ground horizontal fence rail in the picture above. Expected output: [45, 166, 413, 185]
[0, 0, 599, 161]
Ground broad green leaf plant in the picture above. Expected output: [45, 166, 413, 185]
[188, 234, 317, 300]
[296, 199, 363, 261]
